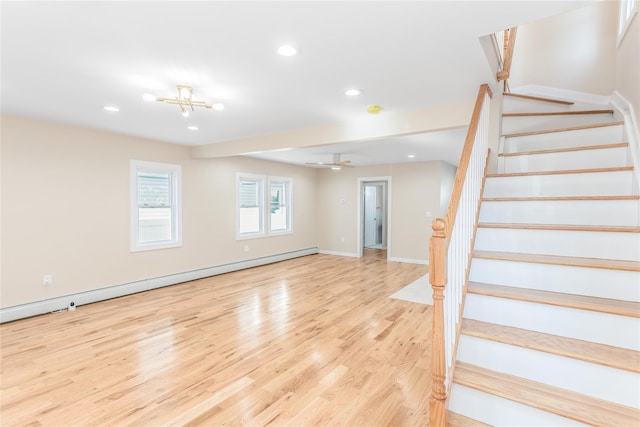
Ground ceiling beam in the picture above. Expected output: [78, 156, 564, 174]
[191, 99, 475, 159]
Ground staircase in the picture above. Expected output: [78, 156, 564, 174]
[446, 93, 640, 426]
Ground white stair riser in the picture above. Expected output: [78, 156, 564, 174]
[504, 125, 624, 152]
[469, 258, 640, 302]
[475, 228, 640, 261]
[463, 293, 640, 350]
[457, 335, 640, 408]
[480, 199, 639, 226]
[502, 146, 628, 173]
[502, 113, 615, 135]
[483, 171, 635, 198]
[448, 384, 589, 427]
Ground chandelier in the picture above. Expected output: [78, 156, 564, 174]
[148, 85, 222, 117]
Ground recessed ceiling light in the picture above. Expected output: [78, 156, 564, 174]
[345, 89, 362, 96]
[187, 126, 199, 131]
[212, 103, 225, 111]
[277, 45, 297, 56]
[103, 105, 119, 112]
[142, 93, 157, 102]
[407, 154, 416, 158]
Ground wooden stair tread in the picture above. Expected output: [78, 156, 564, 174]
[503, 92, 574, 105]
[473, 250, 640, 272]
[503, 109, 614, 117]
[462, 319, 640, 373]
[467, 282, 640, 318]
[499, 142, 628, 157]
[503, 121, 624, 138]
[453, 361, 640, 426]
[447, 410, 491, 427]
[483, 195, 640, 202]
[477, 223, 640, 233]
[487, 166, 633, 178]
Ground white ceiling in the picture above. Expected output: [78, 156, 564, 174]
[1, 1, 594, 167]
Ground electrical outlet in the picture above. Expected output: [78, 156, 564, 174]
[43, 274, 52, 286]
[243, 245, 249, 252]
[340, 237, 345, 243]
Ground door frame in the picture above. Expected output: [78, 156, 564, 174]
[357, 176, 391, 259]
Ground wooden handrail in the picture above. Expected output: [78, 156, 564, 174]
[429, 84, 493, 427]
[443, 84, 492, 237]
[497, 27, 517, 82]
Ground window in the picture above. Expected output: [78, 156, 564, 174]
[237, 174, 292, 239]
[131, 160, 182, 251]
[238, 174, 265, 238]
[269, 177, 292, 234]
[618, 0, 638, 43]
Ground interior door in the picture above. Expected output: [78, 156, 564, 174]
[364, 185, 377, 247]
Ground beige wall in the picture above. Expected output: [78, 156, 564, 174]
[316, 161, 454, 262]
[439, 162, 457, 215]
[510, 1, 618, 95]
[1, 116, 318, 308]
[615, 4, 639, 124]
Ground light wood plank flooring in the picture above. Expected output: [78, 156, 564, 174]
[0, 253, 430, 426]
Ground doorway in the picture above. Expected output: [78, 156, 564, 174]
[364, 184, 385, 248]
[357, 177, 391, 259]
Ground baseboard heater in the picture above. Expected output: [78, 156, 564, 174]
[0, 247, 319, 324]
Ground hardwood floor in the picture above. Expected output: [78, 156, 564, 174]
[0, 254, 430, 426]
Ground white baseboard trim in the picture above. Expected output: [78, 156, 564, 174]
[611, 91, 640, 197]
[510, 85, 611, 106]
[0, 247, 319, 324]
[389, 257, 429, 265]
[318, 250, 359, 258]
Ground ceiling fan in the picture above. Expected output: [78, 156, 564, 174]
[305, 153, 354, 170]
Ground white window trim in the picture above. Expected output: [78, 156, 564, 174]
[268, 176, 293, 236]
[237, 173, 266, 240]
[618, 0, 638, 46]
[130, 160, 182, 252]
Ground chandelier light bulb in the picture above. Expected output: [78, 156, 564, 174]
[179, 86, 192, 100]
[181, 109, 190, 118]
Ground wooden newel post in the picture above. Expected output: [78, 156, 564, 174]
[429, 218, 448, 426]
